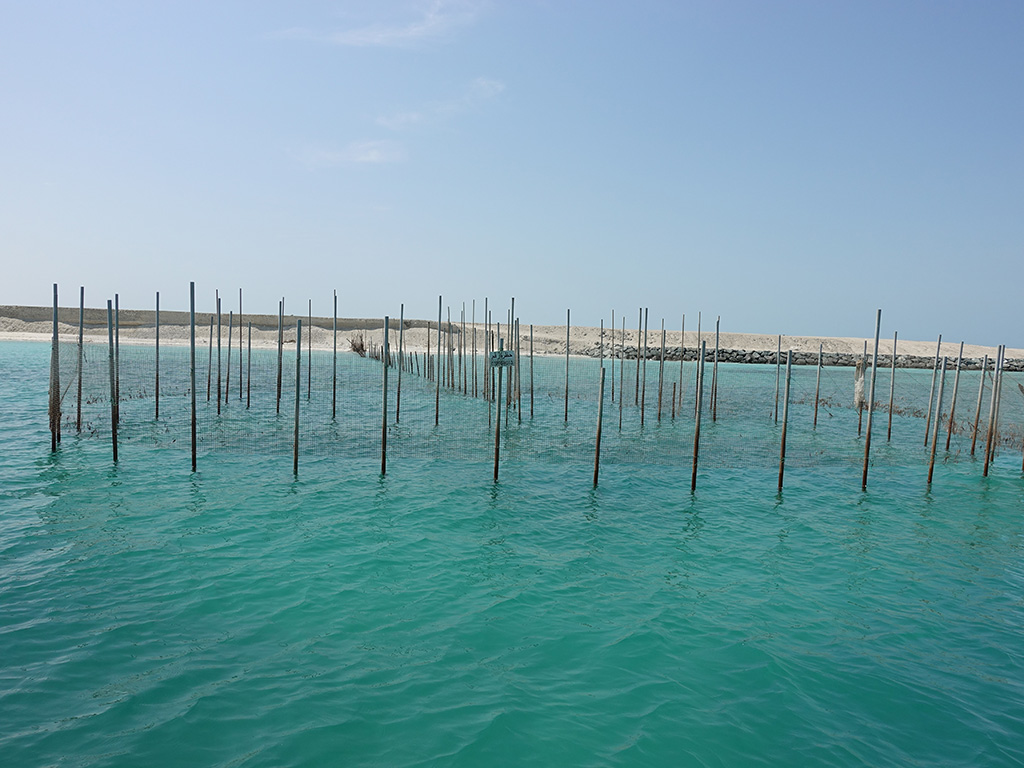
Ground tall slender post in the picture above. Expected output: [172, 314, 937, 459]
[610, 310, 616, 403]
[77, 286, 84, 432]
[945, 342, 964, 451]
[49, 284, 60, 450]
[381, 317, 389, 476]
[691, 341, 706, 492]
[619, 317, 625, 430]
[293, 319, 302, 476]
[472, 300, 478, 398]
[774, 334, 781, 423]
[307, 300, 312, 400]
[594, 367, 606, 487]
[190, 283, 196, 471]
[216, 296, 222, 416]
[862, 309, 882, 490]
[928, 357, 948, 486]
[711, 316, 720, 421]
[494, 339, 503, 482]
[396, 305, 404, 422]
[107, 299, 117, 462]
[924, 334, 942, 445]
[276, 298, 284, 414]
[154, 291, 160, 419]
[246, 321, 252, 410]
[635, 307, 642, 405]
[516, 319, 522, 422]
[857, 341, 866, 436]
[225, 310, 233, 408]
[530, 323, 535, 418]
[970, 355, 988, 456]
[671, 382, 677, 419]
[641, 308, 649, 425]
[332, 290, 337, 420]
[778, 351, 792, 492]
[657, 320, 666, 421]
[206, 315, 213, 401]
[238, 288, 243, 400]
[887, 332, 897, 441]
[435, 296, 442, 425]
[813, 343, 823, 428]
[694, 312, 702, 417]
[678, 314, 685, 411]
[983, 347, 1004, 477]
[114, 293, 120, 423]
[565, 309, 571, 422]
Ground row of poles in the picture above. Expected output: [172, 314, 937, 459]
[46, 285, 1017, 488]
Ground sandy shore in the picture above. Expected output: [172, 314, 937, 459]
[1, 305, 1019, 363]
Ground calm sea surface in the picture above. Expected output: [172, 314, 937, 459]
[2, 341, 1023, 766]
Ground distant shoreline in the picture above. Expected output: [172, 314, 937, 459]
[2, 304, 1020, 370]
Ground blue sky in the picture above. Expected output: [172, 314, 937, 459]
[2, 1, 1021, 345]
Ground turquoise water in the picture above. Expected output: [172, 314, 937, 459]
[3, 341, 1024, 766]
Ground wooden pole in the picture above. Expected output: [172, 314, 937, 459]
[225, 310, 233, 408]
[105, 298, 117, 462]
[238, 288, 243, 400]
[945, 341, 964, 451]
[657, 320, 666, 421]
[970, 354, 988, 456]
[381, 317, 389, 476]
[246, 321, 252, 410]
[593, 367, 606, 487]
[778, 351, 792, 492]
[216, 296, 222, 416]
[924, 334, 942, 445]
[565, 309, 571, 422]
[49, 283, 59, 450]
[293, 319, 302, 476]
[472, 300, 478, 398]
[671, 382, 677, 420]
[114, 293, 120, 424]
[610, 309, 616, 403]
[516, 319, 522, 422]
[887, 332, 897, 441]
[77, 286, 84, 432]
[154, 291, 160, 419]
[459, 304, 465, 394]
[619, 317, 625, 430]
[190, 283, 196, 471]
[983, 346, 1004, 477]
[928, 356, 948, 486]
[276, 298, 284, 414]
[857, 340, 866, 436]
[641, 308, 649, 425]
[862, 309, 882, 490]
[530, 323, 535, 418]
[691, 341, 706, 492]
[307, 299, 312, 401]
[396, 305, 404, 422]
[493, 337, 503, 481]
[694, 312, 701, 417]
[711, 316, 720, 422]
[332, 290, 337, 420]
[774, 334, 781, 423]
[678, 314, 685, 411]
[436, 296, 442, 425]
[813, 343, 822, 429]
[635, 307, 642, 405]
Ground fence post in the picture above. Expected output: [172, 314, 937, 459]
[887, 332, 897, 441]
[862, 309, 881, 490]
[594, 367, 606, 487]
[382, 316, 389, 476]
[691, 341, 706, 492]
[928, 356, 948, 486]
[49, 283, 60, 450]
[945, 342, 964, 451]
[924, 334, 942, 445]
[155, 291, 160, 419]
[494, 338, 503, 482]
[970, 354, 988, 456]
[778, 351, 792, 492]
[107, 299, 117, 463]
[77, 286, 84, 433]
[813, 343, 822, 428]
[396, 305, 404, 423]
[190, 283, 196, 471]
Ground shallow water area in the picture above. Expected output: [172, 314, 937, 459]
[3, 342, 1024, 767]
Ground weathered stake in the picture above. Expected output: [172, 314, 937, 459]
[928, 356, 948, 486]
[381, 317, 389, 476]
[691, 341, 706, 492]
[945, 342, 964, 451]
[190, 283, 197, 471]
[970, 355, 988, 456]
[594, 367, 606, 487]
[107, 299, 117, 463]
[778, 351, 792, 492]
[862, 309, 881, 490]
[887, 332, 897, 441]
[924, 334, 942, 445]
[293, 319, 302, 476]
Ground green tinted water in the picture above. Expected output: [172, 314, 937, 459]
[3, 342, 1023, 766]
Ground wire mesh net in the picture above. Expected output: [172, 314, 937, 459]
[49, 319, 1024, 475]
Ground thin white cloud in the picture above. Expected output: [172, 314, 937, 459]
[377, 77, 505, 129]
[281, 0, 483, 48]
[291, 141, 406, 169]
